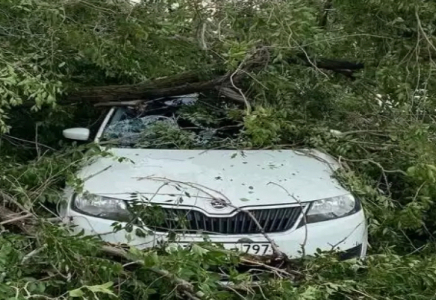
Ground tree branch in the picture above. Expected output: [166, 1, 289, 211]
[101, 245, 203, 299]
[288, 54, 364, 79]
[319, 0, 333, 28]
[66, 47, 269, 105]
[66, 46, 363, 106]
[68, 71, 231, 103]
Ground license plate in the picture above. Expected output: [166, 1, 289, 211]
[180, 243, 272, 256]
[230, 243, 272, 256]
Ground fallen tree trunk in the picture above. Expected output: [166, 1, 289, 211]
[68, 70, 229, 103]
[67, 47, 269, 104]
[67, 49, 364, 104]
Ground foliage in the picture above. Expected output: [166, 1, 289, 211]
[1, 0, 436, 299]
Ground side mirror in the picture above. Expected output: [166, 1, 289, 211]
[63, 128, 90, 141]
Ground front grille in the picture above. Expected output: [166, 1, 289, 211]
[151, 206, 304, 234]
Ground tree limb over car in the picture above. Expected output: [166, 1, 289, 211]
[67, 48, 364, 105]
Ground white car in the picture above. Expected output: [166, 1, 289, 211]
[59, 95, 368, 259]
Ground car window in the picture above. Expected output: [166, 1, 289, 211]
[100, 94, 242, 149]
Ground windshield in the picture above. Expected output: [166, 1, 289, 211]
[100, 94, 243, 149]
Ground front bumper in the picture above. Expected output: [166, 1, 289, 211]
[339, 244, 363, 260]
[62, 205, 368, 259]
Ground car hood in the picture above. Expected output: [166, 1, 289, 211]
[77, 148, 349, 211]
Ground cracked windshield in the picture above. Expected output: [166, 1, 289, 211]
[101, 94, 244, 149]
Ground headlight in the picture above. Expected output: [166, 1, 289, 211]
[305, 194, 360, 223]
[72, 193, 132, 222]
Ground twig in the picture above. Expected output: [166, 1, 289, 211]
[101, 245, 203, 298]
[319, 0, 333, 28]
[216, 86, 246, 103]
[400, 228, 417, 251]
[221, 285, 247, 300]
[122, 260, 143, 268]
[267, 182, 308, 257]
[35, 123, 41, 159]
[336, 129, 401, 136]
[349, 288, 379, 300]
[199, 22, 207, 50]
[83, 165, 112, 181]
[0, 206, 33, 234]
[230, 57, 252, 114]
[415, 9, 436, 53]
[199, 243, 300, 278]
[328, 221, 364, 251]
[22, 244, 48, 263]
[0, 213, 33, 225]
[0, 190, 28, 212]
[294, 39, 329, 79]
[339, 157, 408, 197]
[241, 257, 302, 278]
[184, 291, 201, 300]
[94, 100, 144, 107]
[406, 244, 427, 256]
[2, 135, 56, 151]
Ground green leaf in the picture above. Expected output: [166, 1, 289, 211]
[86, 282, 116, 296]
[135, 228, 146, 237]
[191, 244, 208, 257]
[69, 288, 84, 297]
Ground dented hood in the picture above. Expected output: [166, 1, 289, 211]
[78, 148, 349, 212]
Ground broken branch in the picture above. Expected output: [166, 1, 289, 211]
[101, 245, 203, 299]
[66, 45, 363, 106]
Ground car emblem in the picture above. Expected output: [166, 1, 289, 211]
[210, 199, 227, 209]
